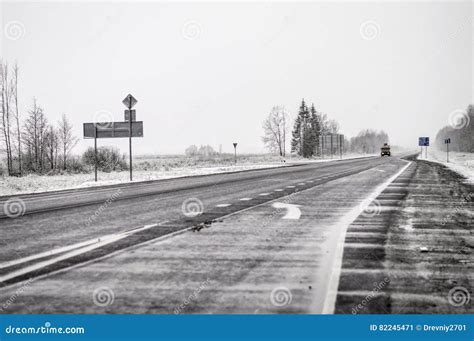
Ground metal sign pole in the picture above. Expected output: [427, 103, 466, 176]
[233, 143, 237, 164]
[330, 135, 333, 159]
[94, 124, 98, 182]
[128, 99, 133, 181]
[447, 140, 449, 163]
[321, 136, 324, 159]
[340, 135, 343, 159]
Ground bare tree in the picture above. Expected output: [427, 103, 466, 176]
[12, 63, 22, 175]
[1, 61, 13, 175]
[262, 106, 290, 157]
[327, 119, 340, 134]
[57, 113, 78, 170]
[45, 124, 59, 171]
[23, 98, 48, 172]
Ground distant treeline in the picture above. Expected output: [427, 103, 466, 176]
[261, 99, 389, 157]
[348, 129, 389, 154]
[435, 105, 473, 152]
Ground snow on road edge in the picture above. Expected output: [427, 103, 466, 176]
[1, 154, 376, 196]
[419, 149, 474, 184]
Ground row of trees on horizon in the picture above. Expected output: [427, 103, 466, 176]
[261, 99, 390, 157]
[4, 59, 471, 178]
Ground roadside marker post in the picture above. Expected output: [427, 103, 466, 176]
[94, 125, 98, 182]
[122, 94, 138, 182]
[339, 135, 343, 159]
[233, 143, 238, 164]
[445, 138, 451, 163]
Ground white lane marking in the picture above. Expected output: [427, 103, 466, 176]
[272, 202, 301, 219]
[258, 193, 270, 196]
[239, 198, 252, 201]
[321, 161, 412, 314]
[297, 183, 306, 185]
[286, 186, 295, 188]
[216, 204, 231, 207]
[0, 224, 160, 270]
[307, 180, 314, 183]
[0, 223, 160, 283]
[274, 189, 284, 192]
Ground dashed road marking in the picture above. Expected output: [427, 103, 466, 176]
[258, 193, 270, 196]
[286, 186, 295, 188]
[215, 204, 231, 207]
[239, 198, 252, 201]
[274, 189, 284, 192]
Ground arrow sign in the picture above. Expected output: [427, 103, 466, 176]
[272, 202, 301, 219]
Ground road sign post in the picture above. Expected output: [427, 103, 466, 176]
[418, 137, 429, 160]
[330, 134, 333, 159]
[233, 143, 238, 164]
[445, 138, 451, 163]
[83, 94, 142, 182]
[340, 135, 343, 159]
[94, 125, 98, 182]
[122, 94, 138, 181]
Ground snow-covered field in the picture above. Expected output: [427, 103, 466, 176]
[419, 149, 474, 184]
[0, 153, 374, 196]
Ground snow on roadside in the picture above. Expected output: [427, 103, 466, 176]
[419, 149, 474, 184]
[0, 154, 374, 196]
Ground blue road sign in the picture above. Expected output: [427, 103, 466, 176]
[419, 137, 429, 146]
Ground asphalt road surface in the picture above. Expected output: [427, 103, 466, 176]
[0, 154, 472, 314]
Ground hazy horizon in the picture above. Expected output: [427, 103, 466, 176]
[1, 1, 472, 155]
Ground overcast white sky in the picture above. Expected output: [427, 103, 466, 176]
[1, 1, 472, 155]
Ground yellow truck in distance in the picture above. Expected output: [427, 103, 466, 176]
[381, 143, 391, 156]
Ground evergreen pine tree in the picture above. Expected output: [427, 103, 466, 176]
[291, 99, 308, 156]
[291, 115, 302, 155]
[309, 103, 321, 156]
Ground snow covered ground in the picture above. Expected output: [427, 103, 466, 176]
[419, 149, 474, 184]
[0, 154, 375, 196]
